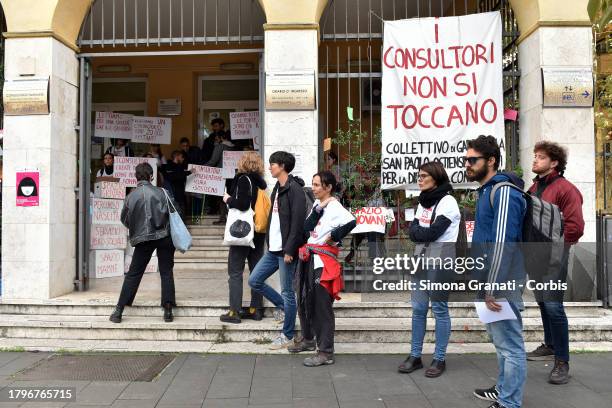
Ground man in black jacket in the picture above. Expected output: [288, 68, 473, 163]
[110, 163, 176, 324]
[161, 151, 191, 219]
[248, 151, 307, 349]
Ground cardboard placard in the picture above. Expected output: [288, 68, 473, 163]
[94, 112, 133, 139]
[222, 151, 247, 179]
[92, 198, 123, 225]
[16, 169, 40, 207]
[229, 111, 260, 140]
[351, 207, 395, 234]
[91, 224, 128, 249]
[113, 157, 158, 187]
[131, 116, 172, 144]
[90, 250, 124, 279]
[94, 181, 126, 200]
[185, 164, 225, 196]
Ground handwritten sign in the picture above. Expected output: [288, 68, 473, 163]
[185, 164, 225, 196]
[222, 151, 247, 179]
[131, 116, 172, 144]
[92, 198, 123, 225]
[94, 112, 133, 139]
[382, 12, 504, 188]
[94, 181, 126, 200]
[91, 224, 128, 249]
[113, 157, 158, 187]
[90, 250, 124, 279]
[465, 220, 475, 243]
[351, 207, 395, 234]
[16, 169, 40, 207]
[229, 111, 260, 140]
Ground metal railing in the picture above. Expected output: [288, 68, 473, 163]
[78, 0, 266, 48]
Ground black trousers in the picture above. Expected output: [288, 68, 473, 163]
[298, 266, 335, 354]
[228, 233, 265, 312]
[117, 236, 176, 308]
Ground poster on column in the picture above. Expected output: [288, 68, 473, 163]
[185, 164, 225, 196]
[94, 112, 133, 139]
[131, 116, 172, 144]
[113, 157, 158, 187]
[229, 111, 260, 140]
[16, 169, 40, 207]
[381, 11, 505, 189]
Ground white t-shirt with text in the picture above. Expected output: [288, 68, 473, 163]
[308, 199, 355, 268]
[414, 194, 460, 243]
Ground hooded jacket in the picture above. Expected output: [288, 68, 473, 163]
[527, 170, 584, 244]
[267, 175, 307, 257]
[472, 172, 527, 299]
[226, 172, 267, 212]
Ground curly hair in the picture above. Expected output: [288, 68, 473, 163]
[237, 151, 265, 176]
[534, 141, 567, 174]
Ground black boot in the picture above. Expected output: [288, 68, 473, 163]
[163, 303, 174, 322]
[109, 306, 123, 323]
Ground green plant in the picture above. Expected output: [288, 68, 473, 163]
[589, 0, 612, 31]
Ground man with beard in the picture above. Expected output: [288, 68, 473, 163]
[526, 141, 584, 385]
[466, 135, 527, 408]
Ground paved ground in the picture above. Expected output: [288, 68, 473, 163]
[0, 352, 610, 407]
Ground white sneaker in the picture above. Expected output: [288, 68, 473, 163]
[269, 333, 291, 350]
[273, 308, 285, 323]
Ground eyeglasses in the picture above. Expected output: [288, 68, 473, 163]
[463, 156, 485, 165]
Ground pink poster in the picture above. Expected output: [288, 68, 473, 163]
[16, 170, 40, 207]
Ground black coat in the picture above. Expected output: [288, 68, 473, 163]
[267, 175, 307, 257]
[227, 172, 267, 211]
[161, 162, 190, 203]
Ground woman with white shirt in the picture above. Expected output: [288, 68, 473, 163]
[96, 153, 115, 177]
[291, 170, 356, 367]
[398, 162, 460, 378]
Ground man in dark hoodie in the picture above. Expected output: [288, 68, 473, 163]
[249, 151, 307, 349]
[466, 136, 527, 408]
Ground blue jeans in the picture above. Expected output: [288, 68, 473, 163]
[411, 287, 451, 362]
[248, 251, 297, 339]
[538, 301, 569, 362]
[486, 305, 526, 408]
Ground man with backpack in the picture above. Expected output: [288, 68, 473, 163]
[466, 135, 527, 408]
[526, 141, 584, 385]
[248, 151, 307, 349]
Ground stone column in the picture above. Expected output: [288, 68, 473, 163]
[511, 0, 596, 241]
[1, 37, 79, 299]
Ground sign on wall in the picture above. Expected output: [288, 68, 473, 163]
[542, 67, 594, 107]
[229, 111, 260, 140]
[381, 12, 505, 189]
[113, 157, 158, 187]
[92, 198, 123, 224]
[131, 116, 172, 144]
[265, 71, 316, 110]
[90, 250, 124, 279]
[90, 224, 128, 250]
[3, 77, 49, 115]
[16, 169, 40, 207]
[158, 98, 182, 116]
[185, 164, 225, 196]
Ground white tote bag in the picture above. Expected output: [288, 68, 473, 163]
[223, 176, 255, 248]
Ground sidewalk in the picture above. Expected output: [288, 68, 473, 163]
[0, 352, 611, 407]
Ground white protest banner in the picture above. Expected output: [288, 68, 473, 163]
[381, 12, 504, 189]
[94, 181, 126, 200]
[90, 250, 124, 279]
[229, 111, 260, 140]
[91, 224, 128, 249]
[351, 207, 395, 234]
[131, 116, 172, 144]
[113, 157, 158, 187]
[185, 164, 225, 196]
[222, 151, 247, 179]
[94, 112, 133, 139]
[92, 198, 123, 225]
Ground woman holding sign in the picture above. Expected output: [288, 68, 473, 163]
[397, 162, 460, 378]
[219, 152, 268, 323]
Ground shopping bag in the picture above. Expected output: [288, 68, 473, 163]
[162, 188, 192, 253]
[223, 207, 255, 247]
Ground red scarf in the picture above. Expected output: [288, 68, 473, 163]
[299, 243, 343, 300]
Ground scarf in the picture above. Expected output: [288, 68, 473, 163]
[418, 182, 452, 208]
[102, 165, 114, 175]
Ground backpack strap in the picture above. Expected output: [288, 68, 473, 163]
[488, 181, 525, 208]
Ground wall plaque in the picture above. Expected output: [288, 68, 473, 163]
[3, 77, 49, 115]
[542, 67, 594, 108]
[265, 71, 316, 110]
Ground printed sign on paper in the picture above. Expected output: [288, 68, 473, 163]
[351, 207, 395, 234]
[382, 12, 505, 189]
[185, 164, 225, 196]
[16, 169, 40, 207]
[94, 112, 133, 139]
[229, 111, 260, 140]
[131, 116, 172, 144]
[222, 151, 247, 179]
[91, 224, 128, 249]
[113, 157, 158, 187]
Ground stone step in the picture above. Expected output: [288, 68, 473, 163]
[174, 258, 227, 264]
[0, 301, 605, 319]
[176, 250, 229, 259]
[0, 313, 610, 343]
